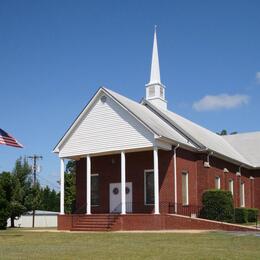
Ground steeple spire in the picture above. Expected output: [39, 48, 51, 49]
[145, 26, 167, 110]
[149, 26, 161, 84]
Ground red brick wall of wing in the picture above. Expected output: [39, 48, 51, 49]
[252, 170, 260, 209]
[74, 148, 259, 215]
[195, 155, 255, 209]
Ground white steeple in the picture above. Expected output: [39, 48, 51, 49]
[145, 26, 167, 110]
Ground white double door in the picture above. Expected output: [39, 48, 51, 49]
[109, 182, 132, 213]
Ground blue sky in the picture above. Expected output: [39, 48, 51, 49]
[0, 0, 259, 189]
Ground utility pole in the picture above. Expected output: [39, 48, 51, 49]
[28, 155, 43, 228]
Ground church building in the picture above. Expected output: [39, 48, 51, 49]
[54, 29, 260, 231]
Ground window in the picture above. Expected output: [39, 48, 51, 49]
[91, 174, 99, 206]
[240, 181, 245, 207]
[215, 176, 221, 189]
[160, 86, 164, 98]
[182, 172, 189, 205]
[144, 170, 154, 205]
[149, 86, 155, 97]
[229, 179, 234, 195]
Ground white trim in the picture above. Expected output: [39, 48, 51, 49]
[181, 171, 189, 206]
[60, 159, 65, 215]
[144, 169, 154, 206]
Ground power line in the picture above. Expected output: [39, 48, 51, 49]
[28, 155, 43, 228]
[37, 173, 59, 190]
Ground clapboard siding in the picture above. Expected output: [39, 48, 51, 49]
[59, 94, 155, 157]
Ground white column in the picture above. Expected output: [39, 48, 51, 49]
[121, 151, 126, 214]
[86, 155, 91, 215]
[173, 145, 179, 214]
[153, 147, 160, 214]
[60, 158, 65, 215]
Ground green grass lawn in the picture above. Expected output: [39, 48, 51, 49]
[0, 229, 260, 260]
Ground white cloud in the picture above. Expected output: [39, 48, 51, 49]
[256, 72, 260, 84]
[193, 94, 249, 111]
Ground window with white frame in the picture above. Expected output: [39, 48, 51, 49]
[228, 179, 234, 195]
[144, 170, 154, 205]
[91, 174, 99, 206]
[182, 172, 189, 205]
[240, 181, 245, 207]
[215, 176, 221, 189]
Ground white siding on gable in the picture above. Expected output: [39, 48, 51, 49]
[59, 94, 155, 157]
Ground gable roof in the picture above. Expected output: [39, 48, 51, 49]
[53, 87, 196, 153]
[223, 132, 260, 168]
[143, 100, 251, 167]
[54, 87, 260, 169]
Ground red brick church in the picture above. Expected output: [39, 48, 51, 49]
[54, 29, 260, 231]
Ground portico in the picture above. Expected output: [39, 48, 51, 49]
[59, 147, 161, 215]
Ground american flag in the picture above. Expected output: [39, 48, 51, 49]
[0, 128, 23, 148]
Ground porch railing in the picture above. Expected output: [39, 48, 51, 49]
[168, 203, 203, 217]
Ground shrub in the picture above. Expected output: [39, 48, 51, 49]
[247, 208, 259, 222]
[234, 208, 248, 223]
[200, 190, 234, 222]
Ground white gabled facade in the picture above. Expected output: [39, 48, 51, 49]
[56, 90, 155, 158]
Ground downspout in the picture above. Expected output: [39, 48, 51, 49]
[204, 151, 213, 167]
[236, 165, 243, 208]
[173, 144, 180, 214]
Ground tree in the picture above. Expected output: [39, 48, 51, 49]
[0, 171, 26, 228]
[0, 179, 10, 229]
[217, 129, 228, 136]
[39, 186, 59, 212]
[24, 181, 42, 216]
[2, 158, 33, 227]
[217, 129, 238, 136]
[64, 160, 76, 213]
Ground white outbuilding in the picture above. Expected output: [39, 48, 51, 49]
[7, 210, 58, 228]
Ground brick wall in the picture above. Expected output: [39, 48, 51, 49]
[75, 148, 260, 214]
[75, 150, 174, 214]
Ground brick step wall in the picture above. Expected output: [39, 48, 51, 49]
[70, 214, 120, 231]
